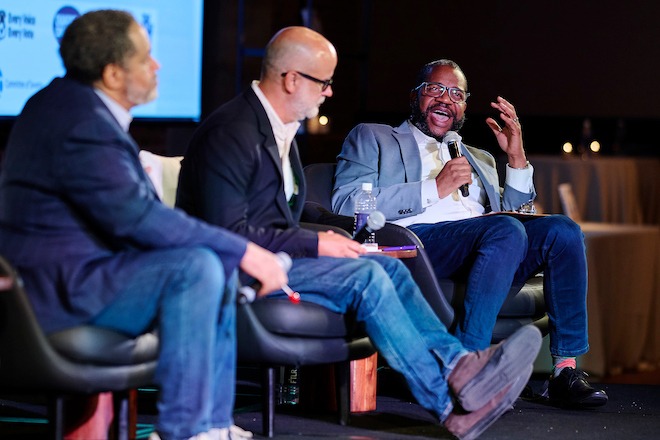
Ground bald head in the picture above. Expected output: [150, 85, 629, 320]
[261, 26, 337, 81]
[257, 26, 337, 123]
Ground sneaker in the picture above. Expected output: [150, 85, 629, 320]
[149, 431, 212, 440]
[208, 425, 254, 440]
[445, 365, 532, 440]
[546, 367, 608, 408]
[448, 325, 542, 411]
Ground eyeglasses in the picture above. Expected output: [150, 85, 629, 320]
[414, 82, 470, 103]
[281, 71, 333, 91]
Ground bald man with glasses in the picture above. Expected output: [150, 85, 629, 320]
[333, 59, 608, 410]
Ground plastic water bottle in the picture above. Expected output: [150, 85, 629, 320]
[279, 366, 299, 405]
[353, 182, 377, 244]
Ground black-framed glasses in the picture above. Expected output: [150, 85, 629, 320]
[281, 71, 333, 91]
[414, 82, 470, 103]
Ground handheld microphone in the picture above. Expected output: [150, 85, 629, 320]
[352, 210, 386, 243]
[445, 131, 469, 197]
[238, 252, 293, 304]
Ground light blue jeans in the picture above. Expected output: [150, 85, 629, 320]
[267, 254, 468, 421]
[91, 247, 235, 439]
[410, 214, 589, 356]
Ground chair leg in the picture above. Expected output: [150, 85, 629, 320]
[111, 390, 137, 440]
[335, 361, 350, 426]
[261, 367, 275, 438]
[51, 396, 65, 440]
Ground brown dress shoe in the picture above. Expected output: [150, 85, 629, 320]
[445, 365, 532, 440]
[448, 325, 541, 411]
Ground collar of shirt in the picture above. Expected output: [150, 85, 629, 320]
[408, 120, 462, 148]
[93, 89, 133, 132]
[408, 121, 462, 181]
[251, 81, 299, 201]
[251, 81, 300, 159]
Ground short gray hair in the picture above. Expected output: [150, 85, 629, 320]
[59, 10, 137, 84]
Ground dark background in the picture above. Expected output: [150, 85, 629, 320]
[2, 0, 659, 164]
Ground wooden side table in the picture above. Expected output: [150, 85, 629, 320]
[349, 245, 418, 412]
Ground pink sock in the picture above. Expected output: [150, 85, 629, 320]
[553, 357, 576, 376]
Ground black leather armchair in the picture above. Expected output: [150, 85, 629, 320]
[302, 163, 548, 343]
[0, 255, 158, 440]
[236, 222, 375, 438]
[140, 152, 377, 438]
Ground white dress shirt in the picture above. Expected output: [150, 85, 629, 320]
[251, 81, 300, 201]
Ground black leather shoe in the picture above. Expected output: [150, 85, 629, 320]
[547, 367, 608, 408]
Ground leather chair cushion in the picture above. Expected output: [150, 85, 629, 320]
[440, 274, 545, 319]
[48, 326, 159, 366]
[250, 298, 352, 338]
[498, 274, 545, 318]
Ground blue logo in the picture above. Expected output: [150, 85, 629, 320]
[53, 6, 79, 43]
[141, 14, 153, 37]
[0, 10, 6, 40]
[0, 69, 3, 96]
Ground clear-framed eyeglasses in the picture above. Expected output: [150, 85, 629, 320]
[414, 82, 470, 104]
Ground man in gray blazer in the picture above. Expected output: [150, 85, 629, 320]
[333, 59, 607, 409]
[177, 28, 546, 440]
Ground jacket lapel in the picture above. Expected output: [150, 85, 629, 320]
[393, 122, 422, 182]
[462, 146, 501, 212]
[289, 139, 305, 220]
[245, 89, 297, 224]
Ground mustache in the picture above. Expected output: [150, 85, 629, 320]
[410, 105, 466, 139]
[427, 103, 455, 118]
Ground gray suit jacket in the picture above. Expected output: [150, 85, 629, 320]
[332, 121, 535, 221]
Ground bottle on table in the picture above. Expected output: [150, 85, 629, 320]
[353, 182, 377, 245]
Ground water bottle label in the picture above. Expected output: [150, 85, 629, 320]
[354, 212, 369, 234]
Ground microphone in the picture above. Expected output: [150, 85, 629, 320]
[352, 210, 386, 243]
[237, 252, 293, 304]
[445, 131, 469, 197]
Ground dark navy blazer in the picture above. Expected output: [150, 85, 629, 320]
[0, 77, 248, 333]
[177, 87, 319, 262]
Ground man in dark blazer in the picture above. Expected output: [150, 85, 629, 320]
[332, 59, 608, 409]
[177, 26, 543, 440]
[0, 10, 285, 440]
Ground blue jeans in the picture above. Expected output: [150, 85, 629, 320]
[267, 254, 468, 421]
[409, 214, 589, 357]
[91, 247, 236, 439]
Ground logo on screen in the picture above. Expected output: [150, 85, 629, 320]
[141, 14, 153, 38]
[53, 6, 79, 43]
[0, 10, 6, 40]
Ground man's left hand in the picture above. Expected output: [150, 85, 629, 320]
[485, 96, 527, 168]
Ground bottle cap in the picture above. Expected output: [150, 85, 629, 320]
[361, 182, 373, 191]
